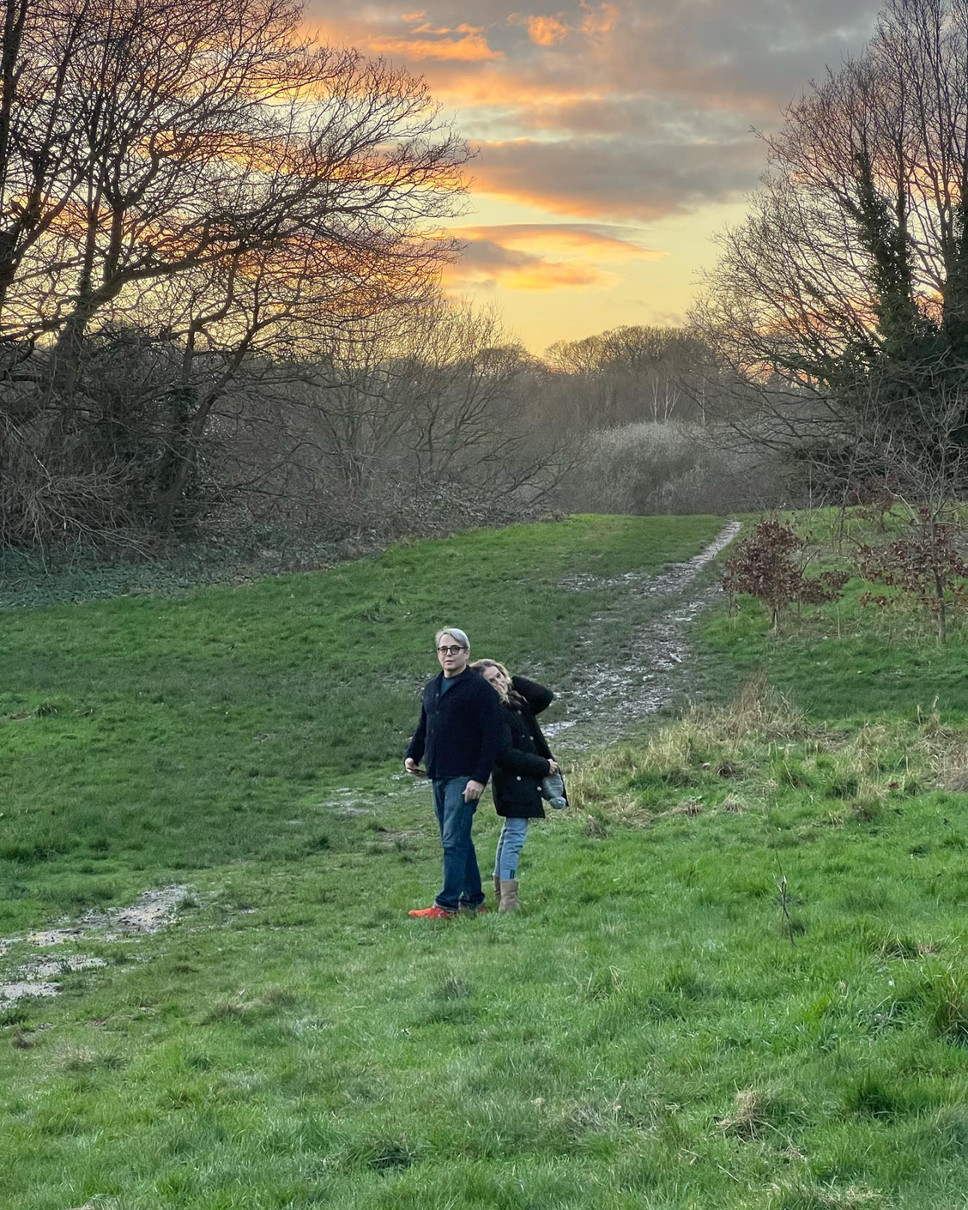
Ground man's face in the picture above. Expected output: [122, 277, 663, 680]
[436, 633, 469, 677]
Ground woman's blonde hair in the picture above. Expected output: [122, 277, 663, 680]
[470, 658, 513, 703]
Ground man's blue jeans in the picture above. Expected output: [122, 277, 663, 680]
[432, 777, 484, 912]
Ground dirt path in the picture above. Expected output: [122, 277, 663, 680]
[545, 520, 741, 749]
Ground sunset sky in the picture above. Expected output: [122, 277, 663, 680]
[309, 1, 882, 354]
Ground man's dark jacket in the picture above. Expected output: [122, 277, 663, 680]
[406, 667, 504, 784]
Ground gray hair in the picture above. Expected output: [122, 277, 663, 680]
[435, 626, 469, 650]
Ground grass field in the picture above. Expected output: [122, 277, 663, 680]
[4, 510, 968, 1209]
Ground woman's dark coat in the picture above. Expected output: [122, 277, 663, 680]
[491, 676, 555, 819]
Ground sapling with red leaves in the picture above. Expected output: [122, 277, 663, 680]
[722, 517, 848, 632]
[858, 508, 968, 642]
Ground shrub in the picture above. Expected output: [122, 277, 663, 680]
[722, 517, 848, 630]
[858, 508, 968, 642]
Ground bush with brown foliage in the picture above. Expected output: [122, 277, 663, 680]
[722, 517, 848, 630]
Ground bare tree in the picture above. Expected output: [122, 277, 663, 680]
[694, 0, 968, 494]
[0, 0, 469, 544]
[209, 300, 570, 538]
[544, 324, 715, 429]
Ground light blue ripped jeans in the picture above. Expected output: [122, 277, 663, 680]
[494, 816, 528, 881]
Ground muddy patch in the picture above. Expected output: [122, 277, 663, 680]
[73, 885, 192, 939]
[552, 522, 740, 749]
[0, 979, 61, 1002]
[1, 885, 192, 1005]
[321, 787, 376, 815]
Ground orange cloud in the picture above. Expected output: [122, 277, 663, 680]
[527, 15, 571, 46]
[445, 248, 612, 291]
[368, 30, 502, 63]
[408, 21, 487, 35]
[580, 1, 620, 36]
[441, 222, 660, 292]
[441, 75, 599, 110]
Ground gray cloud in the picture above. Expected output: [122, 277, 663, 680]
[471, 136, 766, 220]
[308, 0, 882, 222]
[444, 235, 614, 288]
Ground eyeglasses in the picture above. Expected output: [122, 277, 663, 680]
[436, 645, 466, 656]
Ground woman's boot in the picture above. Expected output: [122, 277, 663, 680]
[499, 879, 520, 913]
[493, 874, 502, 901]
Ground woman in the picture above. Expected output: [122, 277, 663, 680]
[470, 659, 562, 913]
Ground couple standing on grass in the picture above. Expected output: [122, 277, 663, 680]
[404, 626, 567, 918]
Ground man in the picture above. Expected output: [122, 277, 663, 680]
[405, 626, 505, 918]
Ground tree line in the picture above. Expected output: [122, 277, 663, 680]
[10, 0, 966, 560]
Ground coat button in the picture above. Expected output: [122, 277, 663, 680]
[516, 775, 521, 780]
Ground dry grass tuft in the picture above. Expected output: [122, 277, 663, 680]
[645, 674, 805, 765]
[583, 813, 608, 839]
[603, 798, 653, 828]
[718, 795, 745, 813]
[703, 672, 806, 742]
[716, 1088, 777, 1139]
[767, 1182, 884, 1208]
[926, 733, 968, 792]
[668, 799, 703, 816]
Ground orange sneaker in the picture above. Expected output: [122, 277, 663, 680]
[460, 903, 488, 914]
[408, 904, 456, 919]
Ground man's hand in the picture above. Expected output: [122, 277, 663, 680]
[463, 779, 485, 802]
[404, 757, 420, 775]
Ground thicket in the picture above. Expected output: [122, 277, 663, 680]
[0, 0, 523, 555]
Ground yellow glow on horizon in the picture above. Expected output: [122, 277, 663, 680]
[444, 197, 752, 354]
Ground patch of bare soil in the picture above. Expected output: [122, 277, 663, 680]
[1, 886, 192, 1005]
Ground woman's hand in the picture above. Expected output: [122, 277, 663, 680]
[547, 759, 559, 775]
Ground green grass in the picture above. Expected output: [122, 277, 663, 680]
[4, 509, 968, 1208]
[0, 513, 722, 924]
